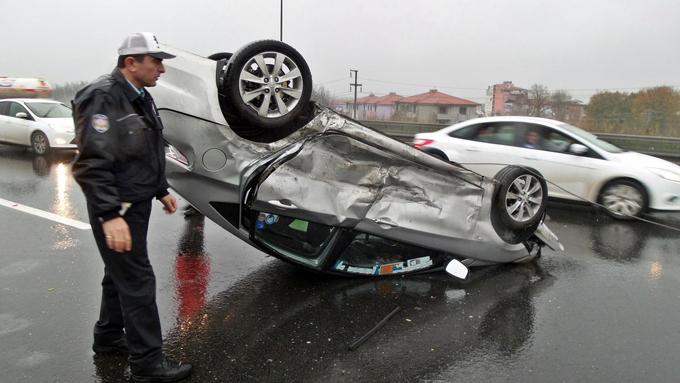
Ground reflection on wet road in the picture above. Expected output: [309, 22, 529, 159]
[1, 146, 680, 382]
[163, 262, 552, 382]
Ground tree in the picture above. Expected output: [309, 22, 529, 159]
[52, 81, 89, 104]
[528, 84, 550, 117]
[583, 87, 680, 135]
[630, 86, 680, 136]
[550, 90, 572, 122]
[311, 85, 335, 108]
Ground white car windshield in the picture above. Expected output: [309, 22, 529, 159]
[25, 102, 72, 118]
[558, 123, 624, 153]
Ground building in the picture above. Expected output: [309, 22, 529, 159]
[394, 89, 480, 124]
[346, 92, 404, 120]
[488, 81, 529, 116]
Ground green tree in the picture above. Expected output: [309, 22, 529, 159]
[630, 86, 680, 136]
[583, 91, 633, 133]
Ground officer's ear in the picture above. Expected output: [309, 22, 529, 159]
[125, 56, 138, 72]
[122, 54, 146, 72]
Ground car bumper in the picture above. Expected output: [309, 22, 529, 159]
[649, 179, 680, 211]
[48, 132, 77, 149]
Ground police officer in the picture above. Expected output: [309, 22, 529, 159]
[72, 32, 192, 382]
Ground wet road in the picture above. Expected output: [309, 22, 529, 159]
[1, 146, 680, 382]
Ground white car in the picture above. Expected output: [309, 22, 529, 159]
[0, 98, 76, 154]
[414, 116, 680, 219]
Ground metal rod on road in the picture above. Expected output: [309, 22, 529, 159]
[349, 306, 401, 351]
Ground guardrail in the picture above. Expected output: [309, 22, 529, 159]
[357, 120, 680, 159]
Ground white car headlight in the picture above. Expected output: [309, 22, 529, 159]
[648, 168, 680, 182]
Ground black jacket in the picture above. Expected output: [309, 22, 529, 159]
[72, 69, 169, 221]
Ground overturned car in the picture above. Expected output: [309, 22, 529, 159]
[152, 40, 562, 279]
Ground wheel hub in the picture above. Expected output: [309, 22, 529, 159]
[601, 184, 643, 217]
[505, 174, 543, 223]
[238, 51, 304, 119]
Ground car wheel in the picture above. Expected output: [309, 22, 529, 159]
[220, 40, 312, 130]
[598, 179, 647, 220]
[31, 131, 50, 155]
[491, 166, 547, 243]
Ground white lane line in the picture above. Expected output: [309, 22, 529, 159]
[0, 198, 91, 230]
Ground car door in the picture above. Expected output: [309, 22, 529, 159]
[0, 101, 10, 142]
[512, 123, 607, 200]
[249, 133, 485, 269]
[5, 101, 35, 145]
[443, 122, 527, 177]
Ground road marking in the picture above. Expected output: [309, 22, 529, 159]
[0, 198, 91, 230]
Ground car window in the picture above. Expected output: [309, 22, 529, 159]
[557, 122, 625, 153]
[334, 231, 446, 276]
[541, 128, 575, 153]
[450, 123, 517, 146]
[8, 102, 32, 120]
[515, 123, 602, 158]
[448, 125, 477, 139]
[0, 101, 9, 116]
[25, 102, 72, 118]
[474, 123, 516, 145]
[514, 123, 573, 152]
[251, 211, 336, 266]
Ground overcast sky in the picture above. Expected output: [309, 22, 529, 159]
[2, 0, 679, 104]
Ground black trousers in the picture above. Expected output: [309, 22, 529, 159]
[88, 199, 162, 368]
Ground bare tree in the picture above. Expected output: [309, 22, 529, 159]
[528, 84, 550, 117]
[52, 81, 89, 104]
[550, 89, 572, 121]
[311, 85, 335, 108]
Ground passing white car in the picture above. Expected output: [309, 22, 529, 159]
[0, 98, 76, 154]
[414, 116, 680, 219]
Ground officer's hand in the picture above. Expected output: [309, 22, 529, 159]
[160, 194, 177, 214]
[102, 217, 132, 253]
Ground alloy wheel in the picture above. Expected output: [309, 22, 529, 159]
[32, 133, 48, 155]
[601, 184, 644, 217]
[505, 174, 544, 223]
[238, 51, 304, 118]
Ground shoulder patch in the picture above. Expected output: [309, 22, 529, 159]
[91, 114, 109, 133]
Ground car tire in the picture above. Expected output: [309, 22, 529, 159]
[491, 166, 547, 244]
[220, 40, 312, 131]
[597, 179, 647, 220]
[31, 131, 50, 155]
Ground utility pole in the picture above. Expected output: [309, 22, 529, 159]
[279, 0, 283, 41]
[350, 69, 361, 119]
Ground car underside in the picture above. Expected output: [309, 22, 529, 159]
[152, 40, 562, 278]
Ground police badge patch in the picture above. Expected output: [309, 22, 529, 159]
[92, 114, 109, 133]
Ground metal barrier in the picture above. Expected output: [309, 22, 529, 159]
[358, 120, 680, 159]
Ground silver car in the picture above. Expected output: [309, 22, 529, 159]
[151, 40, 562, 278]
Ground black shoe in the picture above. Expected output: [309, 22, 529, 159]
[131, 357, 192, 383]
[92, 337, 129, 354]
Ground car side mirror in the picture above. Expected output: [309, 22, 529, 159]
[15, 112, 28, 119]
[569, 143, 588, 155]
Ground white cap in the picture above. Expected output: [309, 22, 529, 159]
[118, 32, 175, 59]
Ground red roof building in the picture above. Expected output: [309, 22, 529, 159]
[395, 89, 480, 124]
[347, 92, 404, 120]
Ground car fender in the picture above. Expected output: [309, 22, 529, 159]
[29, 122, 54, 144]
